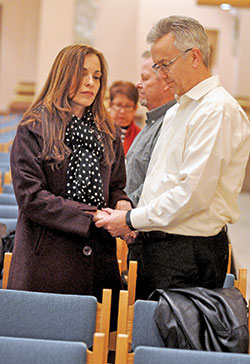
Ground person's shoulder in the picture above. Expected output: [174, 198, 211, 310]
[131, 121, 141, 133]
[113, 123, 122, 138]
[19, 117, 41, 131]
[135, 123, 141, 132]
[204, 86, 244, 113]
[17, 114, 42, 139]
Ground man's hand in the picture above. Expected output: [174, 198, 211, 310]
[95, 208, 131, 237]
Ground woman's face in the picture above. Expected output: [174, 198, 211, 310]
[69, 53, 101, 118]
[110, 94, 137, 128]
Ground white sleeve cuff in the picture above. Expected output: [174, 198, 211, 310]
[130, 206, 149, 230]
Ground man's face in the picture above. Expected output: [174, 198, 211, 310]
[136, 58, 167, 111]
[151, 33, 192, 97]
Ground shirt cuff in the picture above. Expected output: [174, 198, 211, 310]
[129, 206, 149, 231]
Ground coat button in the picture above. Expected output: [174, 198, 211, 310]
[82, 246, 92, 256]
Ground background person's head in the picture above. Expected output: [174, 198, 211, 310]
[109, 81, 138, 128]
[136, 50, 174, 111]
[147, 15, 211, 97]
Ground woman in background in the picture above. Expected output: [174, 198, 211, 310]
[109, 81, 141, 156]
[8, 44, 131, 329]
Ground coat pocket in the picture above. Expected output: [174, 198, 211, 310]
[33, 226, 47, 256]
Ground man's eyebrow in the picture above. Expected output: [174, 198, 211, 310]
[157, 58, 169, 64]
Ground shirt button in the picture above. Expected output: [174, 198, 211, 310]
[82, 246, 92, 256]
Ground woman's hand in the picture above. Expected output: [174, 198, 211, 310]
[88, 209, 110, 222]
[115, 200, 132, 211]
[121, 231, 138, 244]
[95, 208, 131, 237]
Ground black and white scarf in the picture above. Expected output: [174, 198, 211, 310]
[65, 108, 106, 208]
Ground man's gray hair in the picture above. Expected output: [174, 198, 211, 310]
[146, 15, 210, 67]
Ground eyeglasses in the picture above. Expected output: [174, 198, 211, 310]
[111, 103, 135, 112]
[152, 48, 192, 75]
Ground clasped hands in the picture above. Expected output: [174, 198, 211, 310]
[89, 200, 137, 244]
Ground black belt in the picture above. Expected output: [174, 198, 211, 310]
[139, 231, 172, 240]
[140, 226, 227, 241]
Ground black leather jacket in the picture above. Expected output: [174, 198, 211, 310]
[150, 287, 249, 353]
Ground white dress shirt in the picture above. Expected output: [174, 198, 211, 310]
[130, 75, 250, 236]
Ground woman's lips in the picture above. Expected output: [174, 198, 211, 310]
[81, 91, 94, 96]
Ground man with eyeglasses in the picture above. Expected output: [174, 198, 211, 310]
[94, 15, 250, 299]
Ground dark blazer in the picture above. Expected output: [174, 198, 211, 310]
[8, 119, 129, 308]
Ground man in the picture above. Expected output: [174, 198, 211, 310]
[125, 50, 176, 206]
[124, 51, 175, 294]
[94, 16, 250, 299]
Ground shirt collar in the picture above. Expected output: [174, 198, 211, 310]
[146, 100, 176, 124]
[175, 75, 221, 105]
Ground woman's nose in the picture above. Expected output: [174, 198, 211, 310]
[84, 74, 94, 86]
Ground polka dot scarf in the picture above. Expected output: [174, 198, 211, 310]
[65, 108, 106, 208]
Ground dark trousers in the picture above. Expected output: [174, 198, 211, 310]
[128, 229, 229, 300]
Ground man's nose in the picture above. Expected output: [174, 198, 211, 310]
[135, 81, 142, 88]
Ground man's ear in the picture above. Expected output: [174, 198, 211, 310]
[191, 48, 202, 68]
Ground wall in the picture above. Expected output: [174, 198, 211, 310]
[35, 0, 75, 95]
[136, 0, 250, 96]
[0, 0, 40, 111]
[235, 10, 250, 96]
[0, 0, 250, 111]
[93, 0, 250, 95]
[94, 0, 140, 85]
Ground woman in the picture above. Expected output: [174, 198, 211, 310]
[109, 81, 141, 156]
[8, 44, 131, 329]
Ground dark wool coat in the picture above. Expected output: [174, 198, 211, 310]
[8, 119, 129, 327]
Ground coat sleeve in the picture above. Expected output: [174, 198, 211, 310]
[108, 130, 131, 208]
[10, 122, 96, 237]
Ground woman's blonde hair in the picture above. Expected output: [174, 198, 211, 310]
[23, 44, 115, 167]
